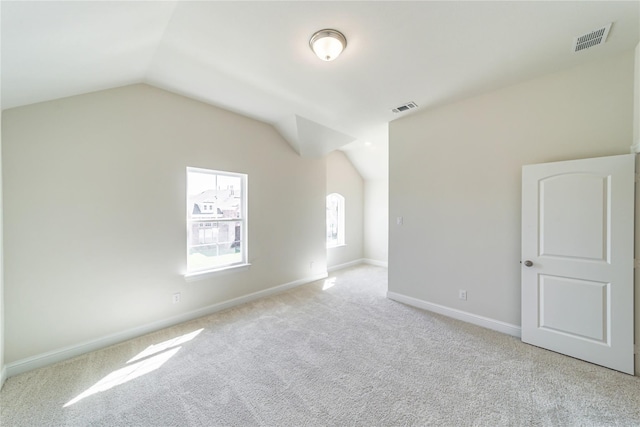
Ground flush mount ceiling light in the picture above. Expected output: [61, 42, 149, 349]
[309, 29, 347, 61]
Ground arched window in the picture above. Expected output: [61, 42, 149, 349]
[326, 193, 345, 247]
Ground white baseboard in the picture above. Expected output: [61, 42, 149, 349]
[386, 291, 521, 338]
[0, 365, 7, 390]
[327, 258, 388, 272]
[5, 272, 328, 378]
[328, 259, 365, 272]
[363, 258, 388, 268]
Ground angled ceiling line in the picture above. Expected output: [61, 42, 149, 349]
[142, 1, 182, 83]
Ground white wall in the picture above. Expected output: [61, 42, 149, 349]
[2, 84, 327, 366]
[364, 179, 388, 266]
[634, 42, 640, 149]
[0, 108, 5, 387]
[326, 150, 364, 269]
[634, 42, 640, 376]
[0, 0, 5, 384]
[389, 51, 635, 331]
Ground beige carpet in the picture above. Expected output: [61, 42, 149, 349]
[1, 265, 639, 426]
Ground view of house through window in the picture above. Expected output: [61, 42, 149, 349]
[326, 193, 345, 247]
[186, 167, 247, 273]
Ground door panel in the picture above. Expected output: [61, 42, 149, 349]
[539, 275, 608, 343]
[539, 173, 609, 261]
[522, 154, 634, 375]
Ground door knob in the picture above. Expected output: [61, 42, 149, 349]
[523, 260, 533, 267]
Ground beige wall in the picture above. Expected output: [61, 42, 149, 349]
[326, 150, 364, 269]
[364, 179, 388, 265]
[2, 84, 326, 364]
[389, 51, 635, 335]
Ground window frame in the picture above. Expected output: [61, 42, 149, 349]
[326, 193, 345, 248]
[185, 167, 249, 279]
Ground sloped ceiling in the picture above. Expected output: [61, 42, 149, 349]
[2, 1, 639, 180]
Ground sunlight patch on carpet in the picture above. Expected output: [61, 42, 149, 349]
[322, 277, 337, 290]
[127, 328, 203, 364]
[63, 328, 204, 407]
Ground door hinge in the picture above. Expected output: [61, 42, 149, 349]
[635, 259, 640, 269]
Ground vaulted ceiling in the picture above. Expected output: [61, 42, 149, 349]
[2, 1, 639, 180]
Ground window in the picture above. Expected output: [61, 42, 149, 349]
[186, 167, 247, 275]
[326, 193, 345, 247]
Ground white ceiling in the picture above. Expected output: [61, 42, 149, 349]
[2, 1, 639, 180]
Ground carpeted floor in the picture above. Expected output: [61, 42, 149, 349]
[1, 264, 639, 426]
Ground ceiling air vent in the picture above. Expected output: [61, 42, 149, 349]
[573, 23, 612, 53]
[392, 102, 418, 114]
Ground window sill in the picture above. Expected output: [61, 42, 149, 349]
[326, 244, 347, 249]
[184, 263, 251, 282]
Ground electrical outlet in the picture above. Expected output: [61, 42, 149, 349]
[310, 261, 314, 270]
[172, 293, 181, 304]
[458, 290, 467, 301]
[397, 216, 403, 225]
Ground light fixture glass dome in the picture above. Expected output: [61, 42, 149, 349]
[309, 29, 347, 61]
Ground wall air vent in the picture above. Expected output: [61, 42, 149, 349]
[573, 23, 612, 53]
[392, 102, 418, 114]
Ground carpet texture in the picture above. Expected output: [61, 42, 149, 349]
[1, 265, 639, 426]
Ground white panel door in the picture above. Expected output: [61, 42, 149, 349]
[521, 154, 635, 375]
